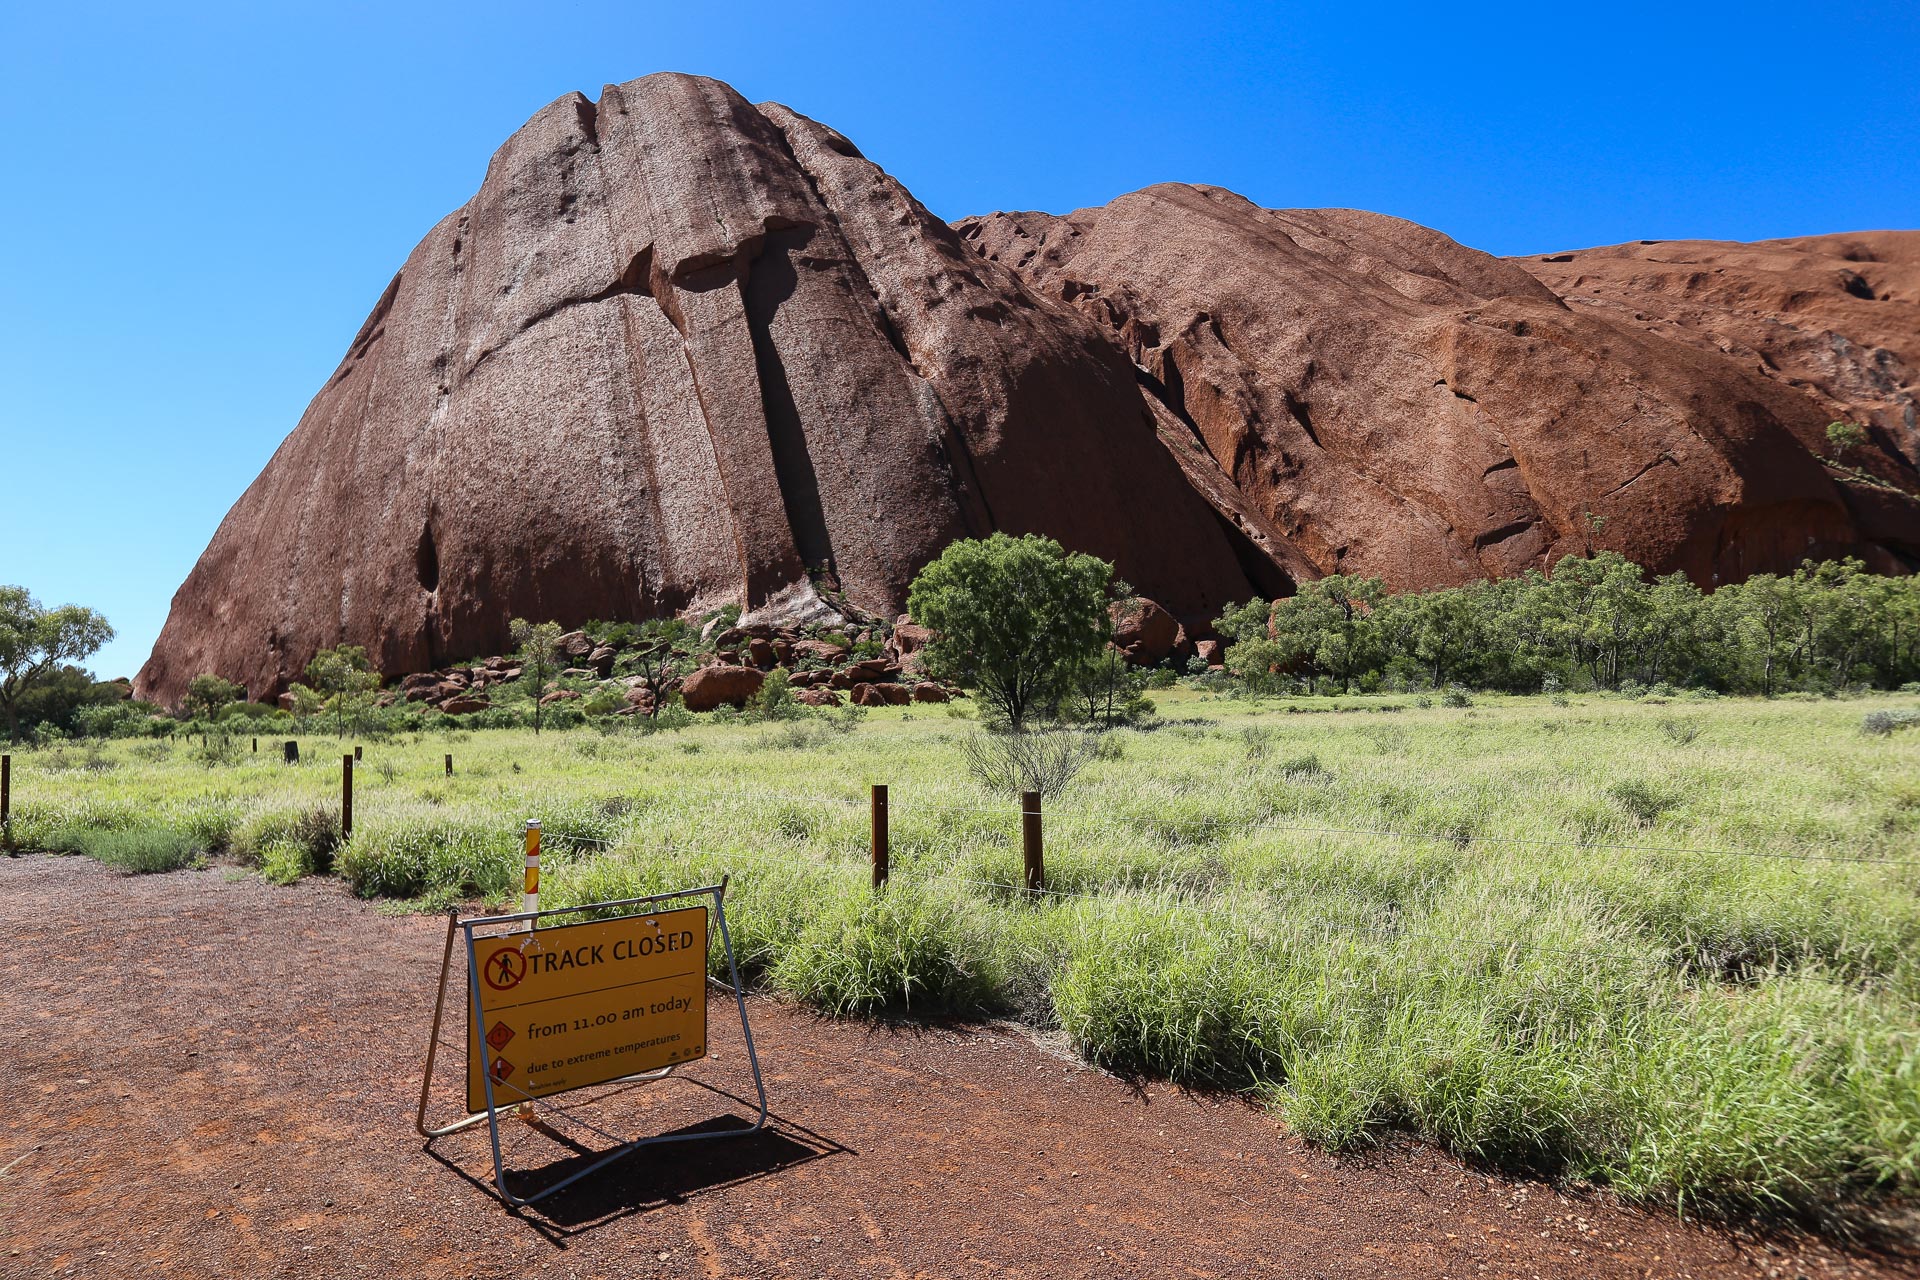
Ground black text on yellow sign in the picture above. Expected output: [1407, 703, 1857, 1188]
[466, 905, 708, 1113]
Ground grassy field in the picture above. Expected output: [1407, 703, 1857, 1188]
[8, 690, 1920, 1218]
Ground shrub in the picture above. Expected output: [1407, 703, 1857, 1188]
[961, 728, 1097, 800]
[1657, 719, 1701, 746]
[1861, 708, 1920, 737]
[769, 884, 1000, 1016]
[81, 827, 203, 874]
[1440, 685, 1473, 708]
[1608, 779, 1675, 827]
[748, 668, 804, 722]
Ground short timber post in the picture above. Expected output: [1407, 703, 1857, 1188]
[341, 754, 354, 842]
[251, 737, 258, 753]
[444, 753, 453, 778]
[1022, 790, 1044, 894]
[1, 753, 11, 844]
[284, 740, 298, 765]
[354, 744, 363, 763]
[870, 784, 889, 889]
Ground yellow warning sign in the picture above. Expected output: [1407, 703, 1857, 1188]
[466, 905, 708, 1113]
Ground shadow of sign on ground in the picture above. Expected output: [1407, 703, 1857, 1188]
[423, 1078, 849, 1235]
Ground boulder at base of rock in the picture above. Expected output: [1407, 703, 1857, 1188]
[1111, 598, 1184, 666]
[850, 683, 887, 707]
[587, 646, 617, 677]
[888, 617, 936, 658]
[910, 682, 950, 702]
[881, 685, 913, 705]
[539, 689, 581, 706]
[1195, 639, 1225, 668]
[624, 687, 656, 713]
[557, 631, 593, 659]
[747, 638, 777, 668]
[682, 664, 765, 712]
[442, 696, 489, 715]
[790, 639, 849, 663]
[794, 687, 843, 707]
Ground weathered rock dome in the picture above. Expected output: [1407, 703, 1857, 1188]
[138, 74, 1920, 704]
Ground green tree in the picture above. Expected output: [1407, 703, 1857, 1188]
[0, 587, 114, 743]
[1071, 646, 1154, 726]
[1826, 420, 1868, 457]
[183, 673, 245, 721]
[628, 618, 691, 720]
[1265, 574, 1385, 692]
[1716, 573, 1797, 695]
[510, 619, 566, 734]
[1389, 585, 1488, 688]
[1532, 553, 1657, 689]
[289, 645, 380, 738]
[907, 533, 1114, 729]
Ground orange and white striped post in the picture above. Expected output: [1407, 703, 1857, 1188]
[521, 819, 541, 931]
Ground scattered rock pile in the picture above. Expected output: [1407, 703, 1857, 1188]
[375, 618, 963, 718]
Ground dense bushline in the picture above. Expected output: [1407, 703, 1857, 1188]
[1218, 553, 1920, 696]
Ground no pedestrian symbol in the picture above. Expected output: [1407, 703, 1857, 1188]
[484, 949, 526, 991]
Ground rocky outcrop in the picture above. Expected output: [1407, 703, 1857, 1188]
[137, 75, 1276, 707]
[137, 75, 1920, 707]
[959, 188, 1920, 590]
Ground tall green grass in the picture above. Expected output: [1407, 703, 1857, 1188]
[10, 691, 1920, 1214]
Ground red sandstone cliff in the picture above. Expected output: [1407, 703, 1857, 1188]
[138, 77, 1920, 705]
[958, 187, 1919, 593]
[136, 76, 1277, 705]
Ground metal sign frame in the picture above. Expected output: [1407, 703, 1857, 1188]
[415, 879, 767, 1207]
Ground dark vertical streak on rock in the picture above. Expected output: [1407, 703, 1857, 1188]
[742, 227, 837, 577]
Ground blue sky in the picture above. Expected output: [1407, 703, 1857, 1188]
[3, 1, 1916, 681]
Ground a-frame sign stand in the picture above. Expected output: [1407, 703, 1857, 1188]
[416, 878, 767, 1207]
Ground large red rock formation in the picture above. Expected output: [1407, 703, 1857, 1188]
[136, 76, 1278, 706]
[139, 77, 1920, 705]
[1517, 232, 1920, 469]
[958, 188, 1920, 590]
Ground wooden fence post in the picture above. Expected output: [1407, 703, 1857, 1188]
[1022, 790, 1044, 894]
[354, 744, 363, 762]
[2, 753, 10, 842]
[871, 784, 889, 889]
[342, 754, 354, 842]
[444, 753, 453, 778]
[284, 740, 298, 764]
[251, 737, 258, 753]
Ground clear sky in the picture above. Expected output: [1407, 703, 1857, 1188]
[3, 0, 1916, 681]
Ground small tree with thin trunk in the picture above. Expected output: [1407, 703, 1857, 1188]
[908, 534, 1114, 730]
[0, 586, 114, 743]
[290, 645, 380, 738]
[183, 674, 245, 721]
[510, 619, 566, 734]
[629, 618, 690, 719]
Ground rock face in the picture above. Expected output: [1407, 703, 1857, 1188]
[137, 74, 1274, 706]
[958, 188, 1920, 590]
[1517, 233, 1920, 469]
[137, 76, 1920, 706]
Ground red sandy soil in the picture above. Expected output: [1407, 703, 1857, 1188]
[3, 854, 1913, 1279]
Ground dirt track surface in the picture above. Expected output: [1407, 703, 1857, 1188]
[3, 854, 1912, 1280]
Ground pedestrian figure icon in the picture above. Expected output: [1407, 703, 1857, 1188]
[484, 948, 526, 991]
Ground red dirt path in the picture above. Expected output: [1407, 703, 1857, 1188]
[2, 855, 1912, 1279]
